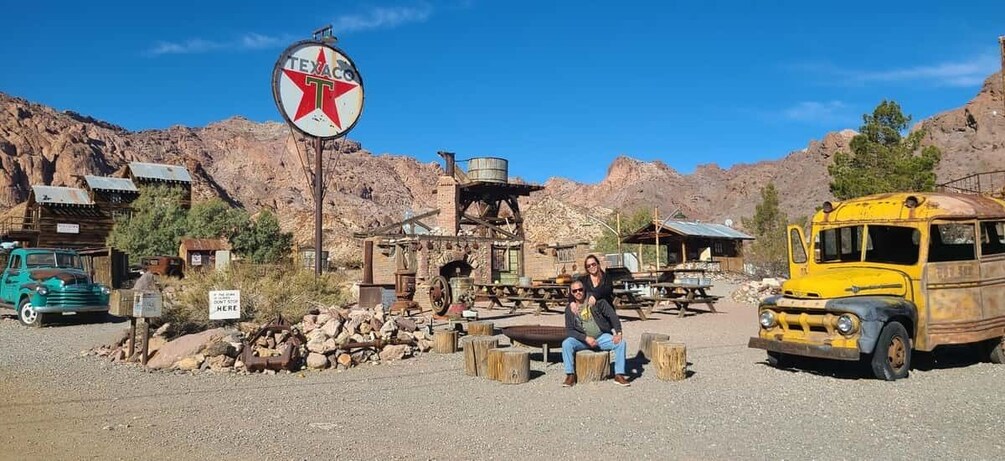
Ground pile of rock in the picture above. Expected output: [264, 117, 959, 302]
[298, 304, 434, 370]
[730, 278, 784, 305]
[85, 304, 433, 374]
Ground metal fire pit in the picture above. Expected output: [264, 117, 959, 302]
[500, 325, 565, 365]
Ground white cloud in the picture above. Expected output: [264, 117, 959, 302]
[782, 100, 849, 123]
[147, 33, 290, 56]
[794, 53, 999, 88]
[846, 54, 999, 87]
[331, 4, 433, 33]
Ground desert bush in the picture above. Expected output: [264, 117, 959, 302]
[160, 264, 349, 332]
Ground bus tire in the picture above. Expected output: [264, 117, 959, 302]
[870, 321, 911, 381]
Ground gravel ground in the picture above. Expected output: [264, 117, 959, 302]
[3, 280, 1005, 460]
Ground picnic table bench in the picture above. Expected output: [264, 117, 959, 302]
[650, 282, 719, 318]
[612, 288, 656, 320]
[474, 283, 568, 315]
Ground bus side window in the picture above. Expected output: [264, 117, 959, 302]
[981, 221, 1005, 256]
[929, 223, 976, 262]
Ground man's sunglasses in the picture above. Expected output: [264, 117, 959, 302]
[571, 288, 584, 293]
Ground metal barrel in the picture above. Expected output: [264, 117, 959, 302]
[466, 157, 508, 183]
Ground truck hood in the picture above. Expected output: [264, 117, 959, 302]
[782, 267, 909, 299]
[29, 268, 91, 285]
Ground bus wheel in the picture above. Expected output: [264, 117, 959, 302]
[870, 321, 911, 381]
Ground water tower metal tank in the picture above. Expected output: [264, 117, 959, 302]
[466, 157, 508, 183]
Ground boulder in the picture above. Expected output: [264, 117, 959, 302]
[323, 338, 338, 353]
[306, 352, 329, 369]
[175, 356, 203, 371]
[306, 335, 326, 353]
[321, 318, 342, 337]
[152, 322, 172, 337]
[379, 344, 410, 362]
[316, 313, 332, 326]
[146, 328, 228, 370]
[206, 355, 235, 370]
[203, 340, 236, 358]
[417, 339, 433, 352]
[395, 318, 417, 332]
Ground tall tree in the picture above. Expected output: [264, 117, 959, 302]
[742, 183, 789, 277]
[232, 210, 293, 264]
[107, 185, 188, 263]
[187, 199, 250, 240]
[593, 208, 666, 266]
[828, 100, 942, 200]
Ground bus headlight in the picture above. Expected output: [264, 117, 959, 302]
[759, 310, 777, 328]
[836, 314, 859, 335]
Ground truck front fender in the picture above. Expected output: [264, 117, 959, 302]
[825, 296, 918, 355]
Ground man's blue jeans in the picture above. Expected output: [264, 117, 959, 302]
[562, 333, 627, 375]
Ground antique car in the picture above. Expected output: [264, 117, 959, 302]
[0, 248, 111, 327]
[749, 192, 1005, 380]
[141, 256, 184, 277]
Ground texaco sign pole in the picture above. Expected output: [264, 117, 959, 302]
[272, 26, 364, 276]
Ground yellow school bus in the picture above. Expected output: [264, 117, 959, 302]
[748, 192, 1005, 380]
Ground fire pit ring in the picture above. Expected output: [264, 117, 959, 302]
[500, 325, 566, 364]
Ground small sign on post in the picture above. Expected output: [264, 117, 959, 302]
[209, 290, 241, 320]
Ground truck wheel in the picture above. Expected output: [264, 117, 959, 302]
[870, 321, 911, 380]
[766, 351, 791, 368]
[18, 298, 44, 328]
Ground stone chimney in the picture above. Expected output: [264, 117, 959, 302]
[436, 175, 459, 236]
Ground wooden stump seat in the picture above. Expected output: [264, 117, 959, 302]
[575, 350, 611, 383]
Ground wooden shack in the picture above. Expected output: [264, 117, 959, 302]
[12, 185, 112, 249]
[83, 175, 139, 218]
[124, 162, 193, 207]
[179, 238, 231, 271]
[622, 219, 754, 272]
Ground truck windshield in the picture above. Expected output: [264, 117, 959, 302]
[815, 225, 920, 265]
[25, 252, 83, 270]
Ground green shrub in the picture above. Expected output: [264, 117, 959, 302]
[160, 264, 349, 333]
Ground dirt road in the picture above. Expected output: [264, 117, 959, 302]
[3, 285, 1005, 460]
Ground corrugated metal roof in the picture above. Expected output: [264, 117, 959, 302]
[129, 162, 193, 183]
[31, 185, 94, 206]
[659, 219, 755, 240]
[180, 238, 231, 251]
[84, 175, 138, 192]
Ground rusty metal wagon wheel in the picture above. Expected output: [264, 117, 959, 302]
[429, 275, 452, 316]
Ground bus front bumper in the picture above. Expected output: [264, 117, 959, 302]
[748, 337, 861, 361]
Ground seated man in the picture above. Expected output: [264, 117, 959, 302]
[561, 280, 630, 387]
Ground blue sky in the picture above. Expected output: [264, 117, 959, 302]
[1, 1, 1003, 184]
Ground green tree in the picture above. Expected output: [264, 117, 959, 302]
[187, 199, 250, 240]
[232, 210, 293, 264]
[107, 185, 188, 263]
[741, 183, 789, 277]
[828, 100, 942, 200]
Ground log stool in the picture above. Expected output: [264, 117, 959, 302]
[464, 337, 499, 377]
[653, 341, 687, 381]
[487, 348, 506, 380]
[575, 350, 611, 383]
[433, 330, 459, 354]
[497, 349, 530, 384]
[466, 321, 494, 337]
[639, 332, 670, 360]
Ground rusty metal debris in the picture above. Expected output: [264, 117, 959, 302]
[241, 315, 305, 372]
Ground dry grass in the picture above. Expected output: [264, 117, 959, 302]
[159, 265, 350, 332]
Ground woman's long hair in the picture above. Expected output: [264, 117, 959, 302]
[583, 254, 605, 284]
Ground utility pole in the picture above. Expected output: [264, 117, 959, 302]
[1000, 36, 1004, 115]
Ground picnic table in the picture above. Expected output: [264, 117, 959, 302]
[612, 288, 656, 320]
[474, 283, 569, 315]
[649, 282, 720, 318]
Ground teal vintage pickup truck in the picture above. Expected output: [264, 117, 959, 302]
[0, 248, 111, 327]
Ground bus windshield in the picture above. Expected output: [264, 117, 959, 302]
[816, 225, 920, 266]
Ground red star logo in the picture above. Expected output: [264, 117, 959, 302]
[282, 49, 358, 128]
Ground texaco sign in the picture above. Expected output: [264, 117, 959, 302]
[272, 41, 364, 139]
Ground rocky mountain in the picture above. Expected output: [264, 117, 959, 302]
[1, 72, 1002, 260]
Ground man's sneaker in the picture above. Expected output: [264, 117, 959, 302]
[562, 374, 577, 387]
[613, 375, 631, 387]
